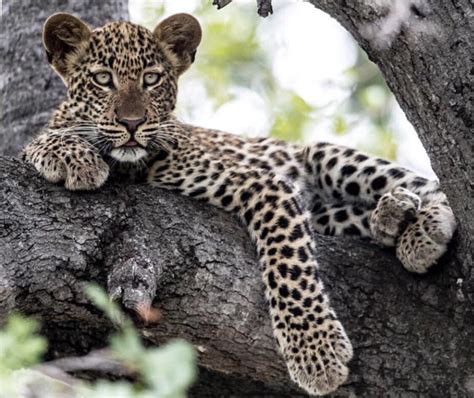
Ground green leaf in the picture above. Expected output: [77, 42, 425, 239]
[0, 313, 47, 373]
[109, 325, 144, 365]
[84, 284, 197, 396]
[270, 93, 312, 142]
[333, 115, 348, 135]
[79, 380, 138, 398]
[84, 283, 127, 326]
[141, 340, 197, 398]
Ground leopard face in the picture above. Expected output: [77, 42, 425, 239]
[44, 13, 201, 163]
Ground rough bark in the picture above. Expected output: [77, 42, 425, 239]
[1, 0, 473, 396]
[1, 156, 472, 397]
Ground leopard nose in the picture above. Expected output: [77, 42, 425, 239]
[118, 117, 147, 134]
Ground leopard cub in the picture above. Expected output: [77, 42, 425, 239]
[22, 12, 456, 395]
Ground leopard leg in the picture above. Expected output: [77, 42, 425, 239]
[304, 142, 432, 206]
[21, 136, 67, 183]
[303, 142, 456, 271]
[237, 177, 353, 396]
[311, 199, 373, 239]
[149, 160, 353, 396]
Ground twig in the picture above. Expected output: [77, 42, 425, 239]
[212, 0, 274, 17]
[39, 349, 136, 378]
[212, 0, 232, 10]
[13, 367, 80, 398]
[30, 365, 80, 388]
[26, 351, 134, 397]
[257, 0, 273, 17]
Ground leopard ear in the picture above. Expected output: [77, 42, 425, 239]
[154, 13, 202, 75]
[43, 13, 91, 78]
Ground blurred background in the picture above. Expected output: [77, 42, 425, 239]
[129, 0, 435, 178]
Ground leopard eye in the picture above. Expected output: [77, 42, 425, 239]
[143, 72, 161, 87]
[93, 71, 113, 87]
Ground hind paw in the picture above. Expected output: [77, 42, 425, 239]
[397, 204, 456, 273]
[370, 187, 421, 247]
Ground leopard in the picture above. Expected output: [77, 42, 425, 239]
[20, 12, 457, 396]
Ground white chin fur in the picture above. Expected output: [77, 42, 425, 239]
[110, 147, 148, 163]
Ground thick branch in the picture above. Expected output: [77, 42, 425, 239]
[1, 156, 472, 396]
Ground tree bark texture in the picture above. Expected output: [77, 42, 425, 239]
[1, 156, 473, 397]
[1, 0, 473, 396]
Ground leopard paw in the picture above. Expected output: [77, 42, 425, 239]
[370, 187, 421, 247]
[37, 154, 67, 183]
[282, 317, 353, 396]
[22, 133, 109, 190]
[21, 147, 67, 183]
[64, 154, 109, 191]
[397, 204, 456, 273]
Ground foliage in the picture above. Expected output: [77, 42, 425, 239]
[270, 92, 312, 142]
[0, 285, 197, 398]
[131, 0, 401, 159]
[84, 284, 197, 398]
[346, 49, 398, 159]
[0, 314, 48, 397]
[0, 314, 47, 374]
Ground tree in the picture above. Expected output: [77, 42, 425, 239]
[1, 0, 472, 396]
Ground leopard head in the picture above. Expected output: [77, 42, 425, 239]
[44, 13, 201, 162]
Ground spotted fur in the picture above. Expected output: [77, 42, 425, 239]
[21, 13, 457, 396]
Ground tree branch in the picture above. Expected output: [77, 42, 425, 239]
[1, 156, 472, 396]
[257, 0, 273, 17]
[212, 0, 273, 17]
[40, 349, 135, 378]
[212, 0, 233, 10]
[304, 0, 473, 242]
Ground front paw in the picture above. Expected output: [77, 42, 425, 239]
[370, 187, 421, 247]
[397, 204, 456, 273]
[22, 149, 67, 183]
[281, 316, 353, 396]
[64, 155, 109, 191]
[39, 155, 67, 183]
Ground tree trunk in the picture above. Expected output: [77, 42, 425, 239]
[1, 0, 473, 397]
[306, 0, 473, 293]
